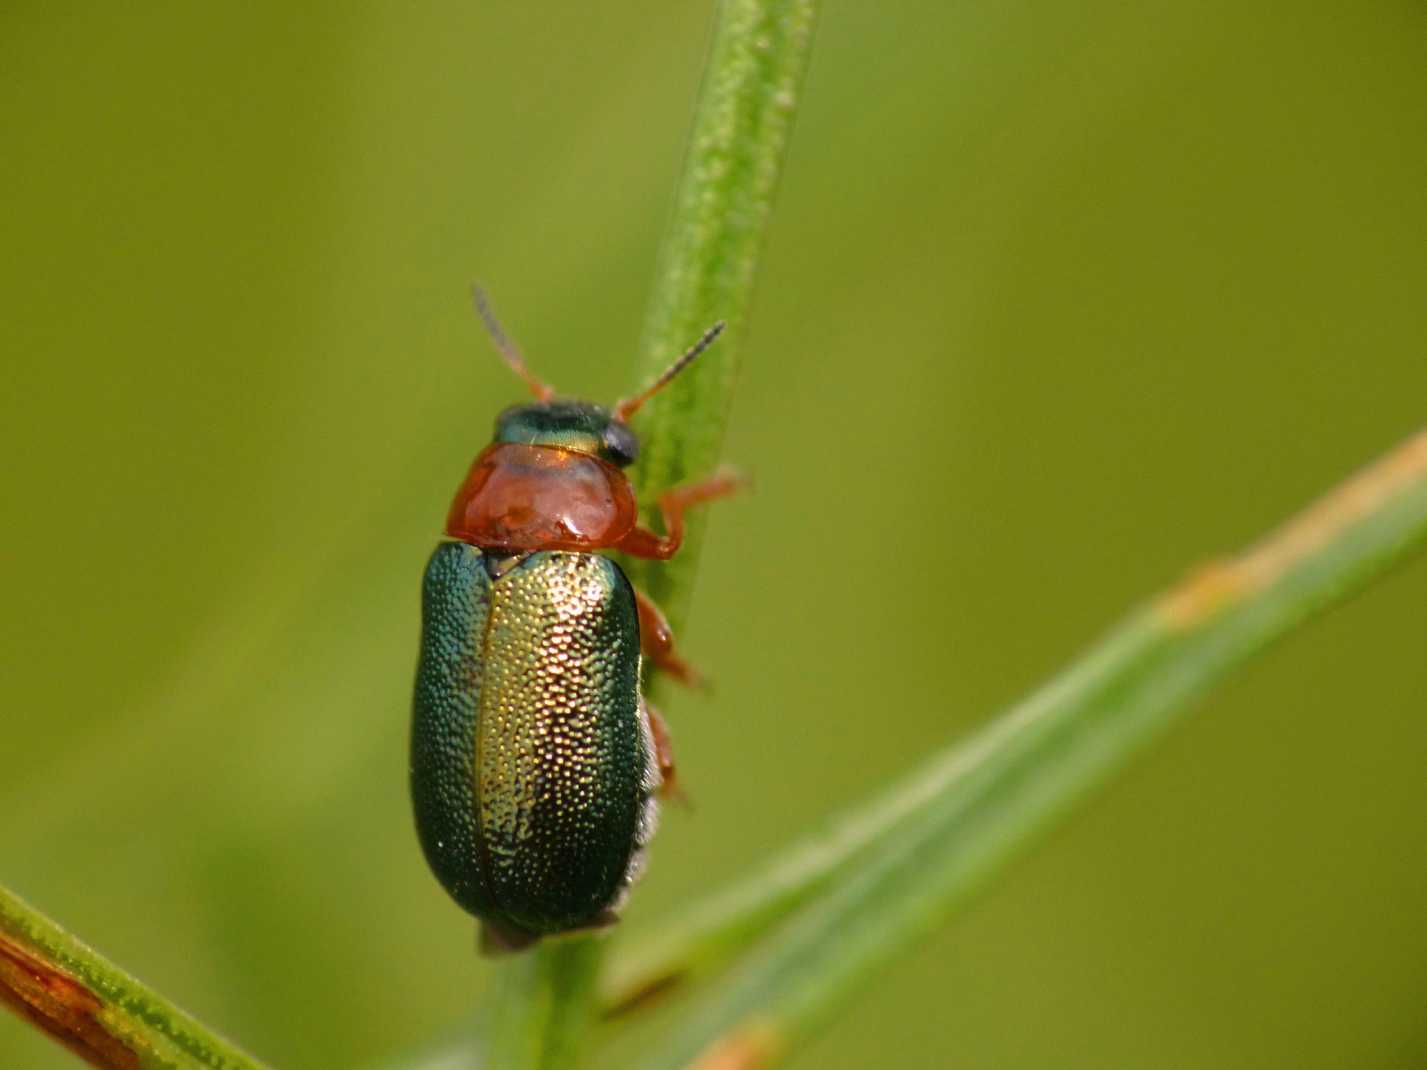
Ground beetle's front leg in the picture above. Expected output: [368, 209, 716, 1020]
[617, 467, 744, 560]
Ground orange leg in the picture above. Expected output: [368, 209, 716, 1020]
[634, 587, 703, 687]
[646, 701, 685, 802]
[616, 467, 743, 560]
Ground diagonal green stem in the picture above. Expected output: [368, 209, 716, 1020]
[0, 883, 268, 1069]
[629, 424, 1427, 1069]
[601, 733, 975, 1015]
[483, 3, 818, 1069]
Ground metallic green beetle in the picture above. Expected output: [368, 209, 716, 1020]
[411, 290, 737, 950]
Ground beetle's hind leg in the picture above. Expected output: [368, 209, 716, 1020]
[645, 700, 688, 804]
[478, 913, 622, 957]
[478, 919, 542, 956]
[634, 587, 705, 687]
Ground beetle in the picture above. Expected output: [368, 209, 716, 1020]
[411, 289, 737, 952]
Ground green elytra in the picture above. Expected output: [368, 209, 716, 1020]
[410, 289, 734, 949]
[411, 544, 652, 937]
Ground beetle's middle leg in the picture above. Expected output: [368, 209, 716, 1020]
[634, 586, 703, 687]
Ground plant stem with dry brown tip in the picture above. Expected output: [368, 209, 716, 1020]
[0, 884, 268, 1069]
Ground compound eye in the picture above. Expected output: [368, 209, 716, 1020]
[602, 422, 639, 466]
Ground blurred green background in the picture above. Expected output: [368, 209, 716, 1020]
[4, 4, 1426, 1068]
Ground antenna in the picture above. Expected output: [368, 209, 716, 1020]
[472, 285, 554, 401]
[613, 321, 726, 422]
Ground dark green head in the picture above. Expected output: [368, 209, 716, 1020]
[494, 400, 640, 467]
[471, 285, 726, 468]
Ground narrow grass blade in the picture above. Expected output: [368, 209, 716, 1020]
[624, 0, 819, 618]
[482, 938, 603, 1070]
[633, 425, 1427, 1069]
[0, 883, 268, 1069]
[481, 3, 819, 1067]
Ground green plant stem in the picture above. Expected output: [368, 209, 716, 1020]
[0, 883, 268, 1069]
[483, 3, 818, 1069]
[483, 938, 603, 1070]
[632, 424, 1427, 1070]
[625, 0, 819, 621]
